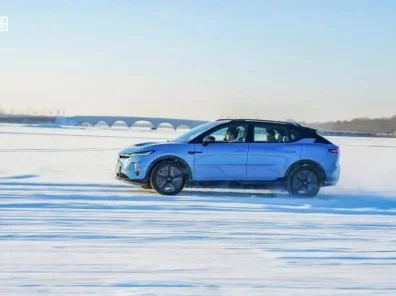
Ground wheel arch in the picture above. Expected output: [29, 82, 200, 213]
[285, 160, 326, 181]
[145, 155, 193, 182]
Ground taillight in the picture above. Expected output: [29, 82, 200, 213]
[328, 148, 339, 154]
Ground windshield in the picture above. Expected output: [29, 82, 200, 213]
[173, 121, 228, 142]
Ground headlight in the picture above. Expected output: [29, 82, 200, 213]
[119, 150, 155, 158]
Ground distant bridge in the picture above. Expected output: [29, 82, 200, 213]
[0, 115, 391, 137]
[62, 116, 207, 130]
[0, 115, 207, 130]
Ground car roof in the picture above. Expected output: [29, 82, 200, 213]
[216, 118, 302, 127]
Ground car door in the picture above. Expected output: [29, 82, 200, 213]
[247, 123, 301, 181]
[193, 123, 248, 181]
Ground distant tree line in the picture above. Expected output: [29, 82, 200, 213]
[302, 115, 396, 135]
[0, 108, 66, 116]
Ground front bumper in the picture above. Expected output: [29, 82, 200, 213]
[116, 171, 147, 185]
[115, 156, 151, 184]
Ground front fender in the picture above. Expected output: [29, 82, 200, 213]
[145, 154, 194, 181]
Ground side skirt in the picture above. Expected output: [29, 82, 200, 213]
[186, 180, 286, 190]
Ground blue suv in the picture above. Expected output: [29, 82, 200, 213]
[116, 119, 340, 197]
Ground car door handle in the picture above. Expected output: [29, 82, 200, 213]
[188, 151, 202, 154]
[234, 149, 247, 152]
[284, 150, 297, 153]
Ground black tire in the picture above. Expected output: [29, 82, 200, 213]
[286, 166, 321, 197]
[150, 161, 186, 195]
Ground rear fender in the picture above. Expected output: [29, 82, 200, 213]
[285, 160, 326, 181]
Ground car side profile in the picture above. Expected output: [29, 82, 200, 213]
[116, 119, 340, 197]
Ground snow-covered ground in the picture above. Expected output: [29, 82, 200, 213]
[1, 124, 396, 295]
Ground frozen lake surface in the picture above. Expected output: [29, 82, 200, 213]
[1, 124, 396, 295]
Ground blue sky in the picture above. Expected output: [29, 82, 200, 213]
[1, 0, 395, 121]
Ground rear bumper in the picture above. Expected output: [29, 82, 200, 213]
[322, 179, 338, 187]
[322, 165, 340, 187]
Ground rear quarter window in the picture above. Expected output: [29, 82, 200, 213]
[314, 134, 333, 144]
[287, 128, 302, 142]
[288, 127, 333, 144]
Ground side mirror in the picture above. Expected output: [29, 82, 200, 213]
[202, 135, 215, 146]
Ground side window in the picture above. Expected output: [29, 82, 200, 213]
[208, 124, 248, 143]
[287, 128, 302, 142]
[253, 124, 288, 143]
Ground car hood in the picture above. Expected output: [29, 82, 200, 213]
[119, 141, 180, 154]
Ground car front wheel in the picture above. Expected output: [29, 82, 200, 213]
[150, 161, 186, 195]
[286, 166, 321, 197]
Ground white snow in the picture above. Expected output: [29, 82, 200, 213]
[1, 124, 396, 295]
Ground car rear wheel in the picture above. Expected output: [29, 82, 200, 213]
[150, 161, 186, 195]
[286, 166, 321, 197]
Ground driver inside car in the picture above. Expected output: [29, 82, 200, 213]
[224, 126, 245, 142]
[224, 127, 238, 142]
